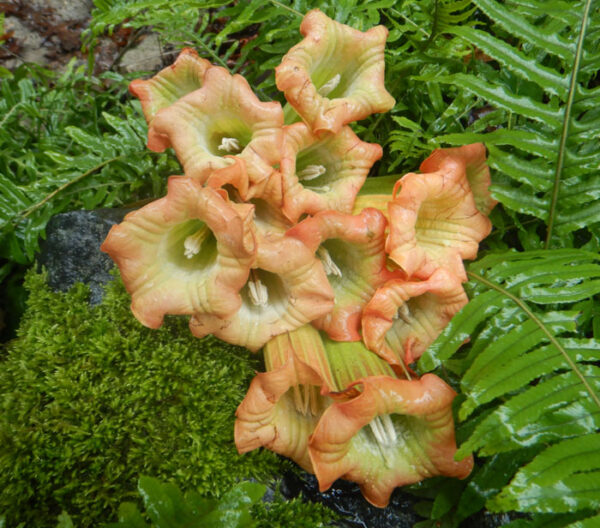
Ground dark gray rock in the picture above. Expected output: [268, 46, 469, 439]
[280, 469, 420, 528]
[38, 209, 129, 304]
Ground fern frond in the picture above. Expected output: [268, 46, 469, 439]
[419, 248, 600, 524]
[423, 0, 600, 248]
[489, 433, 600, 513]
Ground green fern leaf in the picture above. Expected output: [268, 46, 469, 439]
[489, 433, 600, 513]
[458, 365, 600, 456]
[564, 515, 600, 528]
[425, 0, 600, 247]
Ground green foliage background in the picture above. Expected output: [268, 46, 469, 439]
[1, 0, 600, 527]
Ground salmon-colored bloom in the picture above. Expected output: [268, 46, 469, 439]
[361, 268, 468, 366]
[235, 325, 335, 472]
[386, 147, 493, 281]
[419, 143, 497, 216]
[276, 9, 395, 135]
[287, 208, 398, 341]
[188, 233, 334, 351]
[147, 66, 284, 194]
[100, 177, 256, 329]
[280, 122, 382, 222]
[129, 48, 212, 130]
[309, 373, 474, 508]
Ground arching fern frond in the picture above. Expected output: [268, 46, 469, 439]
[489, 433, 600, 513]
[423, 0, 600, 248]
[419, 249, 600, 525]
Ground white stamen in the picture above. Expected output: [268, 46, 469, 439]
[293, 385, 304, 414]
[183, 228, 209, 259]
[381, 414, 398, 444]
[302, 384, 311, 415]
[395, 303, 412, 324]
[298, 164, 326, 181]
[310, 385, 320, 416]
[319, 73, 341, 96]
[292, 384, 318, 416]
[217, 137, 241, 153]
[369, 415, 397, 447]
[248, 276, 268, 306]
[317, 247, 342, 278]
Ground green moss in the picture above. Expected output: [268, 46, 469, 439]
[252, 490, 338, 528]
[0, 271, 286, 527]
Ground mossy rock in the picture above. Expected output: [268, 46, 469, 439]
[0, 271, 335, 527]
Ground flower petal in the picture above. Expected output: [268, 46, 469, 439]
[386, 149, 493, 281]
[280, 123, 382, 222]
[361, 268, 468, 366]
[309, 373, 474, 507]
[287, 208, 399, 341]
[100, 176, 256, 328]
[129, 48, 212, 128]
[276, 9, 395, 135]
[189, 233, 335, 351]
[147, 66, 284, 191]
[235, 327, 331, 472]
[419, 143, 497, 216]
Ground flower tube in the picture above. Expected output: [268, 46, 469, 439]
[235, 325, 335, 472]
[147, 65, 284, 195]
[287, 208, 399, 341]
[280, 122, 382, 222]
[419, 143, 497, 216]
[129, 48, 212, 131]
[276, 9, 395, 135]
[361, 268, 468, 366]
[100, 176, 256, 329]
[309, 371, 474, 508]
[188, 233, 334, 351]
[386, 148, 493, 281]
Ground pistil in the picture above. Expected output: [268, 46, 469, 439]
[292, 384, 320, 416]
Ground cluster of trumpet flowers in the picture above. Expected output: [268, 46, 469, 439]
[101, 9, 497, 508]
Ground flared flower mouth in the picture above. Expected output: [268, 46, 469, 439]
[385, 148, 493, 281]
[287, 208, 399, 341]
[234, 325, 334, 473]
[275, 9, 395, 135]
[129, 48, 212, 130]
[308, 373, 474, 508]
[361, 268, 468, 366]
[100, 176, 256, 329]
[280, 123, 382, 222]
[419, 143, 497, 216]
[188, 233, 335, 351]
[147, 65, 284, 189]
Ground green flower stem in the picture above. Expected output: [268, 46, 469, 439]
[358, 174, 401, 196]
[283, 102, 301, 125]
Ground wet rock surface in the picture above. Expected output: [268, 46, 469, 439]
[38, 209, 129, 305]
[281, 469, 420, 528]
